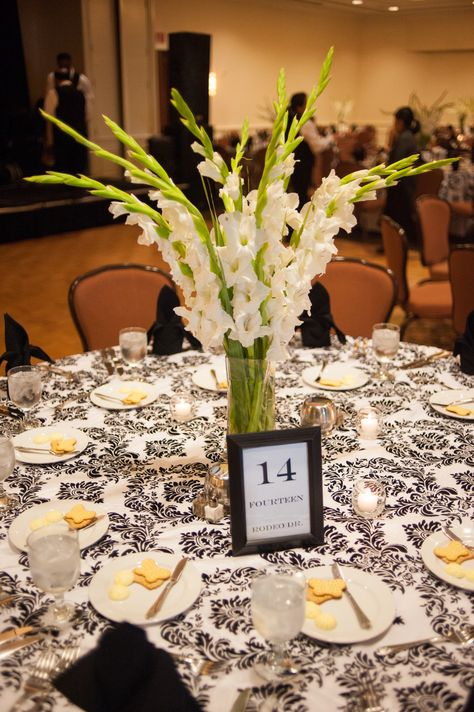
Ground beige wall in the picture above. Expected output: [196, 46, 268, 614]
[81, 0, 122, 178]
[18, 0, 84, 105]
[154, 0, 474, 141]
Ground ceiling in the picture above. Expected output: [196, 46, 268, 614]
[288, 0, 473, 13]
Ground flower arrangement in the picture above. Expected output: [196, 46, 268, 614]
[28, 48, 454, 433]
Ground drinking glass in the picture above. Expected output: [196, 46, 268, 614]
[251, 569, 305, 681]
[7, 365, 43, 428]
[119, 327, 147, 373]
[27, 523, 80, 626]
[0, 437, 19, 509]
[371, 323, 400, 380]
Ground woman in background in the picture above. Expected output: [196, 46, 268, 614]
[384, 106, 420, 244]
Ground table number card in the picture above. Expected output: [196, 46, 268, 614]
[227, 427, 324, 556]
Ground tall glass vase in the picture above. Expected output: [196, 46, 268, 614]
[226, 356, 275, 434]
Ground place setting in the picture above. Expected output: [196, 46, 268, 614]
[89, 380, 160, 410]
[191, 357, 228, 392]
[8, 499, 109, 551]
[420, 521, 474, 592]
[428, 388, 474, 420]
[11, 424, 89, 464]
[88, 553, 202, 625]
[301, 361, 370, 391]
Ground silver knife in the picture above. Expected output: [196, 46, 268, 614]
[441, 526, 474, 553]
[331, 562, 372, 630]
[0, 635, 44, 660]
[230, 688, 251, 712]
[401, 350, 450, 370]
[145, 557, 188, 620]
[0, 626, 33, 644]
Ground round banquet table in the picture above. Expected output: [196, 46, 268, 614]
[0, 338, 473, 712]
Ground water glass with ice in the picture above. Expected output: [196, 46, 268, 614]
[371, 323, 400, 380]
[7, 365, 42, 428]
[0, 436, 18, 509]
[251, 569, 305, 680]
[27, 523, 80, 626]
[119, 327, 147, 370]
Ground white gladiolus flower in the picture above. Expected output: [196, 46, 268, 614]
[219, 173, 242, 202]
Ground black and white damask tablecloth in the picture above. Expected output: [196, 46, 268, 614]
[0, 340, 473, 712]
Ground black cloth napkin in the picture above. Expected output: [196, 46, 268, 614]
[453, 310, 474, 375]
[300, 282, 346, 348]
[0, 313, 53, 372]
[54, 623, 202, 712]
[148, 286, 201, 356]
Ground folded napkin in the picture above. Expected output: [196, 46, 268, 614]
[0, 313, 53, 372]
[300, 283, 346, 348]
[54, 623, 202, 712]
[453, 310, 474, 375]
[148, 287, 201, 356]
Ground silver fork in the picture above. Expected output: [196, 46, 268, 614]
[360, 674, 384, 712]
[8, 649, 57, 712]
[377, 625, 474, 656]
[55, 644, 80, 674]
[173, 653, 226, 676]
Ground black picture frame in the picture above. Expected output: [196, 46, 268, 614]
[227, 427, 323, 556]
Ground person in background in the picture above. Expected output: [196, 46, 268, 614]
[46, 52, 94, 114]
[384, 106, 420, 244]
[43, 69, 88, 173]
[288, 92, 333, 207]
[439, 155, 474, 243]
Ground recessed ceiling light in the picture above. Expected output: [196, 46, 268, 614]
[352, 0, 363, 5]
[388, 5, 399, 10]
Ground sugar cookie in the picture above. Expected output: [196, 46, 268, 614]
[307, 577, 346, 604]
[133, 559, 171, 590]
[50, 437, 77, 454]
[446, 405, 471, 417]
[434, 540, 474, 565]
[64, 503, 96, 529]
[122, 390, 147, 405]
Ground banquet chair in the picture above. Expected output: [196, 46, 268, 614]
[449, 244, 474, 334]
[413, 168, 444, 200]
[69, 264, 176, 351]
[381, 216, 452, 338]
[315, 257, 396, 338]
[415, 195, 450, 280]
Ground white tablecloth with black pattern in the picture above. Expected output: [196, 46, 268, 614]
[0, 339, 473, 712]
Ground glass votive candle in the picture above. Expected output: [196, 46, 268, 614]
[300, 396, 338, 436]
[356, 406, 382, 440]
[352, 478, 385, 519]
[170, 393, 195, 423]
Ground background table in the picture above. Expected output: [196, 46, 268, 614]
[1, 339, 473, 711]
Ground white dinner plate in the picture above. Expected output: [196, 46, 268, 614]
[302, 364, 369, 391]
[12, 424, 89, 464]
[420, 523, 474, 592]
[302, 565, 395, 644]
[429, 389, 474, 421]
[9, 499, 109, 551]
[192, 363, 227, 392]
[88, 552, 202, 625]
[90, 380, 159, 410]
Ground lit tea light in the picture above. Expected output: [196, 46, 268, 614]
[352, 478, 386, 519]
[356, 406, 382, 440]
[357, 487, 378, 513]
[170, 394, 195, 423]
